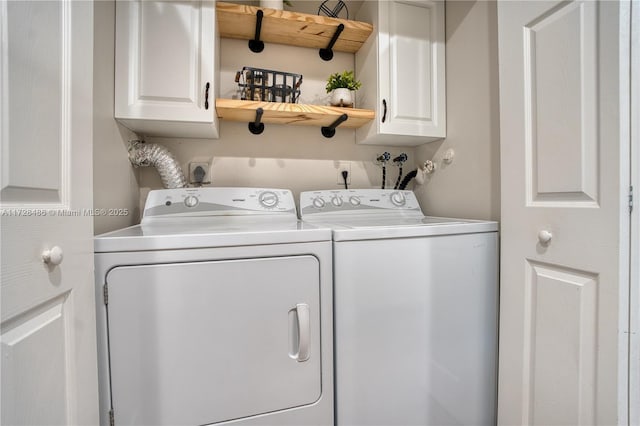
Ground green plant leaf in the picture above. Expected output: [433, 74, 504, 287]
[326, 70, 361, 93]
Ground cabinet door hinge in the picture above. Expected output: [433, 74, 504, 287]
[103, 284, 109, 305]
[630, 185, 634, 213]
[109, 408, 115, 426]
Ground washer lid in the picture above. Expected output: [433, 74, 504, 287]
[94, 217, 331, 253]
[305, 215, 498, 241]
[300, 190, 497, 241]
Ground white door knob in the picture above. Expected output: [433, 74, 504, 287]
[42, 246, 64, 266]
[538, 230, 553, 245]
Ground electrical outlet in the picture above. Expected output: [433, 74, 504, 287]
[189, 162, 211, 184]
[336, 161, 351, 185]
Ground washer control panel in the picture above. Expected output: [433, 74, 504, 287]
[143, 188, 296, 221]
[300, 189, 422, 217]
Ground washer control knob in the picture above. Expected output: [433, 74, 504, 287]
[331, 195, 343, 207]
[259, 191, 279, 208]
[349, 196, 361, 206]
[390, 191, 406, 207]
[312, 197, 326, 209]
[184, 195, 199, 208]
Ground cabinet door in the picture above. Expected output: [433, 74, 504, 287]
[115, 0, 218, 138]
[106, 256, 322, 425]
[356, 0, 445, 146]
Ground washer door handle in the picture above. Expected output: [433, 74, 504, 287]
[289, 303, 310, 362]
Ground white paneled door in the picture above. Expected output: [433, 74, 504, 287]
[498, 1, 631, 425]
[0, 1, 98, 424]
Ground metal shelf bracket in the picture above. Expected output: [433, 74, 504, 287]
[248, 10, 265, 53]
[321, 113, 348, 138]
[319, 23, 345, 61]
[248, 108, 265, 134]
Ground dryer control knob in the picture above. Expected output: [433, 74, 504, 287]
[259, 191, 279, 208]
[390, 191, 406, 207]
[349, 196, 361, 206]
[312, 197, 326, 209]
[331, 195, 343, 207]
[184, 195, 199, 208]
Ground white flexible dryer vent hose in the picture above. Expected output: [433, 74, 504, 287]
[128, 140, 187, 189]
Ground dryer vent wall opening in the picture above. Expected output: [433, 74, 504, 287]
[128, 140, 187, 189]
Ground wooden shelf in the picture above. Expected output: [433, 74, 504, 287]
[216, 99, 375, 129]
[215, 4, 375, 133]
[216, 2, 373, 54]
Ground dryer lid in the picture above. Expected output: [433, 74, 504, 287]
[94, 218, 331, 253]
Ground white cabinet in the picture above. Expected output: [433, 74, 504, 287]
[355, 0, 445, 146]
[115, 0, 219, 138]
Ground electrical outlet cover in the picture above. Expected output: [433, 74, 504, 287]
[336, 162, 351, 185]
[189, 162, 211, 184]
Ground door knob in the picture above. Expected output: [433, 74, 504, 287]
[537, 230, 553, 245]
[42, 246, 63, 266]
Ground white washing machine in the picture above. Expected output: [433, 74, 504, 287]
[300, 189, 499, 426]
[94, 188, 333, 426]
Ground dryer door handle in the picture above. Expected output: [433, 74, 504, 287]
[292, 303, 310, 362]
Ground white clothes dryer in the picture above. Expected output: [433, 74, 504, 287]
[94, 188, 333, 426]
[300, 189, 499, 426]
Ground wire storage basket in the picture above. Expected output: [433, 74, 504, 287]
[235, 67, 303, 103]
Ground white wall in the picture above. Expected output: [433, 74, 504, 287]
[93, 0, 141, 234]
[414, 0, 501, 221]
[94, 0, 500, 225]
[139, 37, 421, 210]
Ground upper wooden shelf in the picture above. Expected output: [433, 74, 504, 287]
[216, 2, 373, 54]
[216, 99, 375, 129]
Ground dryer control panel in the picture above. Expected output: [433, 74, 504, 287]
[142, 188, 297, 221]
[300, 189, 423, 217]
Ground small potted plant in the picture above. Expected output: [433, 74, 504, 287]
[260, 0, 292, 10]
[326, 70, 361, 107]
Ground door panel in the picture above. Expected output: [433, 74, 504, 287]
[389, 2, 433, 122]
[524, 262, 597, 425]
[138, 1, 196, 101]
[1, 0, 64, 204]
[498, 1, 628, 424]
[115, 0, 215, 123]
[523, 1, 598, 205]
[1, 297, 69, 425]
[106, 256, 322, 426]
